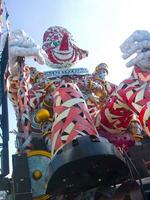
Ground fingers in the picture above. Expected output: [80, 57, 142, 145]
[122, 40, 150, 59]
[9, 46, 45, 64]
[126, 51, 150, 67]
[126, 54, 143, 67]
[8, 29, 47, 65]
[120, 30, 150, 53]
[35, 50, 46, 65]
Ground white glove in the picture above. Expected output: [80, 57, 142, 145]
[120, 30, 150, 69]
[8, 29, 48, 74]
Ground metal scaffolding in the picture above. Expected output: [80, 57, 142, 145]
[0, 35, 9, 177]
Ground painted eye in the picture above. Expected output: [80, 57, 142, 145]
[51, 41, 60, 47]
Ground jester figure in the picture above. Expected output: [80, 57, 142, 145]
[85, 62, 117, 122]
[6, 27, 149, 200]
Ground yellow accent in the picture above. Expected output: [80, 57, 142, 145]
[132, 134, 143, 141]
[95, 87, 107, 99]
[35, 109, 51, 123]
[45, 82, 53, 90]
[32, 170, 42, 180]
[27, 150, 51, 158]
[88, 80, 93, 91]
[129, 119, 143, 141]
[43, 101, 53, 109]
[33, 194, 51, 200]
[42, 130, 51, 137]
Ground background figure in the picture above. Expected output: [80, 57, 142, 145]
[92, 63, 116, 95]
[83, 62, 116, 124]
[96, 30, 150, 150]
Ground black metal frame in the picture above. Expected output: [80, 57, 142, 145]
[0, 35, 9, 177]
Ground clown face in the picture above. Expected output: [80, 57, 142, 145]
[42, 26, 88, 68]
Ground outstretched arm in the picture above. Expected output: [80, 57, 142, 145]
[7, 29, 47, 103]
[6, 30, 48, 136]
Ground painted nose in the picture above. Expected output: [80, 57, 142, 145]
[59, 33, 69, 51]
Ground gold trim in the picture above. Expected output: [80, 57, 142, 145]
[33, 194, 51, 200]
[32, 170, 42, 180]
[27, 150, 51, 158]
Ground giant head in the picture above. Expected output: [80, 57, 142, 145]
[42, 26, 88, 69]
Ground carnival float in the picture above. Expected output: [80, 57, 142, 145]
[0, 9, 150, 200]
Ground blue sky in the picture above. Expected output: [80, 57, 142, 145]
[6, 0, 150, 83]
[6, 0, 150, 82]
[4, 0, 150, 171]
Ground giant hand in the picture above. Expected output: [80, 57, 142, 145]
[120, 30, 150, 69]
[8, 29, 48, 74]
